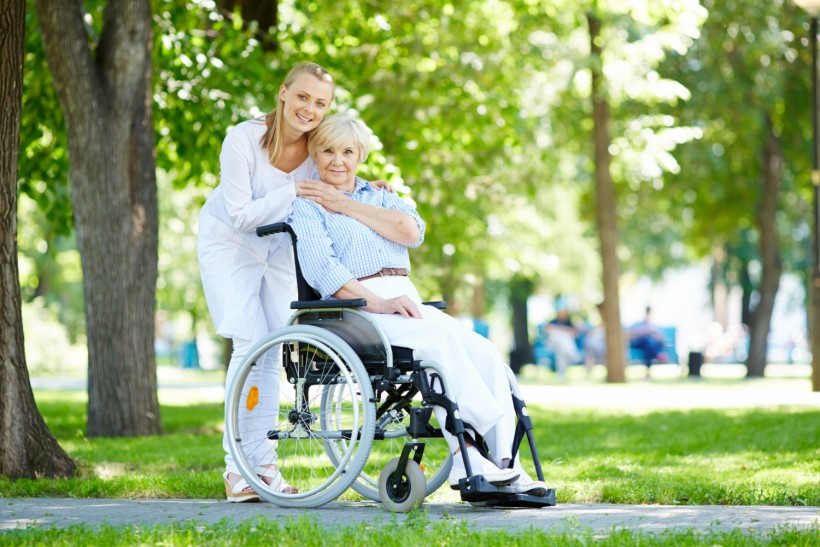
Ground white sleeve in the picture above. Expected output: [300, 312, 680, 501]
[219, 127, 297, 233]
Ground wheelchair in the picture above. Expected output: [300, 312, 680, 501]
[224, 222, 556, 511]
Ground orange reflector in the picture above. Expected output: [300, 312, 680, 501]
[246, 386, 259, 411]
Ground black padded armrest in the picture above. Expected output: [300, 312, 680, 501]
[423, 301, 447, 309]
[291, 298, 367, 310]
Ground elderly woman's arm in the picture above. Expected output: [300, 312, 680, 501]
[334, 280, 422, 319]
[296, 180, 421, 246]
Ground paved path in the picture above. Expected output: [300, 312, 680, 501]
[2, 499, 818, 535]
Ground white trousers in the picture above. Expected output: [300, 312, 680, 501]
[360, 276, 516, 461]
[223, 274, 286, 475]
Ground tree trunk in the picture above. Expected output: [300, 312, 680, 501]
[588, 13, 626, 383]
[739, 258, 753, 328]
[36, 0, 160, 436]
[745, 114, 783, 378]
[508, 276, 533, 375]
[0, 0, 76, 479]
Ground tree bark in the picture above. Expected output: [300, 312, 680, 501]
[745, 114, 783, 378]
[588, 13, 626, 383]
[0, 0, 76, 478]
[36, 0, 160, 436]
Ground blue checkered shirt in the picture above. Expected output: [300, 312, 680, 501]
[288, 177, 426, 298]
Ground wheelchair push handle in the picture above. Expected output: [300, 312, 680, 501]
[256, 221, 320, 302]
[254, 222, 365, 308]
[256, 222, 295, 240]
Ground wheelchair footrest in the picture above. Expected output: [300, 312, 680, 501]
[458, 476, 557, 508]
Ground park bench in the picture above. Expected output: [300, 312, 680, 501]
[532, 324, 679, 369]
[629, 326, 679, 365]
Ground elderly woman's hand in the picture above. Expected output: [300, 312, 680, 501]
[367, 295, 421, 319]
[296, 179, 347, 213]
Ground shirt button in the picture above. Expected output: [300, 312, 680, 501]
[287, 175, 292, 180]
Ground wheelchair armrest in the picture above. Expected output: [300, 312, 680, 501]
[291, 298, 367, 310]
[423, 301, 447, 310]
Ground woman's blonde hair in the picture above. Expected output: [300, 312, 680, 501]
[307, 114, 371, 164]
[259, 62, 335, 165]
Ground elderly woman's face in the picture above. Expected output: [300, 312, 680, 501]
[315, 140, 361, 191]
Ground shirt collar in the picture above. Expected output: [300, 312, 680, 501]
[351, 176, 372, 194]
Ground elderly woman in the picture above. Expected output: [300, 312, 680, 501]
[288, 114, 546, 495]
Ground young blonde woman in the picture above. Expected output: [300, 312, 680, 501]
[198, 63, 402, 502]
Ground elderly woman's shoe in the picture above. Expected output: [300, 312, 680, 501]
[223, 471, 261, 503]
[506, 468, 549, 497]
[256, 465, 299, 494]
[448, 446, 519, 488]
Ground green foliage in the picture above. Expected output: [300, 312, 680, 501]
[660, 0, 813, 272]
[16, 194, 86, 341]
[152, 0, 271, 187]
[20, 298, 86, 376]
[155, 171, 210, 334]
[23, 0, 792, 340]
[19, 2, 72, 236]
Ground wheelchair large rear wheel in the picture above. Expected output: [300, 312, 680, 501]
[322, 384, 452, 501]
[225, 325, 375, 508]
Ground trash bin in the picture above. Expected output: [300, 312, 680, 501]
[181, 340, 200, 369]
[687, 351, 703, 377]
[509, 347, 529, 375]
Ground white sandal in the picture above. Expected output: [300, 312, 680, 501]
[255, 465, 298, 494]
[223, 471, 261, 503]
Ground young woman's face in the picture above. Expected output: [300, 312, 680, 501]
[314, 140, 361, 191]
[279, 73, 334, 135]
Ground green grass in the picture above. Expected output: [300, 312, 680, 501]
[2, 386, 817, 507]
[3, 381, 819, 544]
[1, 513, 819, 546]
[541, 407, 820, 505]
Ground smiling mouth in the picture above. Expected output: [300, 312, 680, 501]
[296, 113, 312, 124]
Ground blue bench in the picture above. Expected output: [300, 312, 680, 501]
[629, 326, 678, 365]
[532, 324, 678, 368]
[531, 323, 584, 370]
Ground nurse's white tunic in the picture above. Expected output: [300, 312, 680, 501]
[197, 118, 315, 340]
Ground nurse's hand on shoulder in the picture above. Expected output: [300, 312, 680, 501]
[369, 180, 395, 193]
[296, 179, 346, 213]
[368, 295, 421, 319]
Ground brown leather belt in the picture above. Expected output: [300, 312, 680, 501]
[357, 268, 410, 281]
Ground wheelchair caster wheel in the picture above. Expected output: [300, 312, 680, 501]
[378, 457, 426, 512]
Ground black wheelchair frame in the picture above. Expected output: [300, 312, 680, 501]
[234, 222, 556, 510]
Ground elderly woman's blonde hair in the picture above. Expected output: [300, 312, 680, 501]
[308, 114, 371, 163]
